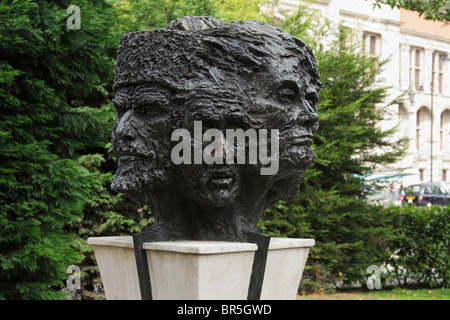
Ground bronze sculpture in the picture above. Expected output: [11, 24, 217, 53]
[110, 16, 321, 299]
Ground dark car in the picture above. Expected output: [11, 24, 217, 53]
[401, 183, 450, 207]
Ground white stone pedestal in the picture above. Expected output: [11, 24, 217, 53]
[261, 238, 314, 300]
[87, 236, 314, 300]
[87, 236, 140, 300]
[143, 241, 257, 300]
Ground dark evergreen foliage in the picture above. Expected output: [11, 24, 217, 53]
[0, 0, 120, 299]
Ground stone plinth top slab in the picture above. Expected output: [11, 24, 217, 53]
[87, 237, 315, 251]
[143, 241, 258, 254]
[87, 236, 133, 248]
[268, 238, 315, 250]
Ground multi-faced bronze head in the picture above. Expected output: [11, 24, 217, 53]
[110, 16, 321, 241]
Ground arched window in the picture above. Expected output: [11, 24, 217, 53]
[416, 107, 431, 153]
[441, 109, 450, 154]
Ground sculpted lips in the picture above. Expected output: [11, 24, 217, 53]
[210, 174, 235, 187]
[115, 149, 156, 161]
[118, 155, 149, 162]
[206, 167, 238, 188]
[286, 135, 313, 148]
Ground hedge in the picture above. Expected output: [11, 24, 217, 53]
[384, 205, 450, 288]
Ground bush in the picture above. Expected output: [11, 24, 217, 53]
[262, 202, 450, 293]
[385, 205, 450, 288]
[260, 196, 397, 294]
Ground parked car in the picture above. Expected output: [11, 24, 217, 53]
[401, 183, 450, 207]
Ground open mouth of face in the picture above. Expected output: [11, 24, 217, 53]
[180, 165, 241, 207]
[207, 167, 239, 189]
[209, 175, 235, 188]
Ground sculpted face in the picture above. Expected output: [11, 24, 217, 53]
[237, 24, 320, 199]
[111, 84, 174, 193]
[110, 16, 321, 240]
[247, 71, 319, 171]
[243, 82, 318, 200]
[176, 86, 246, 207]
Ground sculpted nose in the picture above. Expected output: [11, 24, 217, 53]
[294, 98, 319, 131]
[114, 110, 137, 142]
[297, 113, 319, 131]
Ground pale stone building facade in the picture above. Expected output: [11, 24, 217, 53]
[273, 0, 450, 188]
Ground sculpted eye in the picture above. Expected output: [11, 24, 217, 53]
[274, 81, 300, 104]
[134, 103, 164, 118]
[132, 86, 171, 118]
[115, 106, 129, 119]
[306, 91, 319, 106]
[276, 87, 297, 103]
[200, 118, 220, 131]
[112, 92, 130, 118]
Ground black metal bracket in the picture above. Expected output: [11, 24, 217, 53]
[245, 232, 271, 300]
[132, 231, 270, 300]
[132, 230, 155, 300]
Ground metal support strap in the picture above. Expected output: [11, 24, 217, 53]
[133, 231, 154, 300]
[245, 232, 271, 300]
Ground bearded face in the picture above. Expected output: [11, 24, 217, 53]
[240, 54, 320, 202]
[110, 85, 174, 193]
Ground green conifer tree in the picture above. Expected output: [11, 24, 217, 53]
[121, 0, 219, 31]
[0, 0, 118, 299]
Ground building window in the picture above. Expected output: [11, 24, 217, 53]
[443, 169, 448, 182]
[363, 32, 381, 81]
[363, 32, 381, 57]
[441, 110, 450, 153]
[417, 107, 431, 153]
[410, 47, 424, 91]
[419, 168, 425, 181]
[435, 52, 445, 94]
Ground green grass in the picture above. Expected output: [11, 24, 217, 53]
[298, 288, 450, 300]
